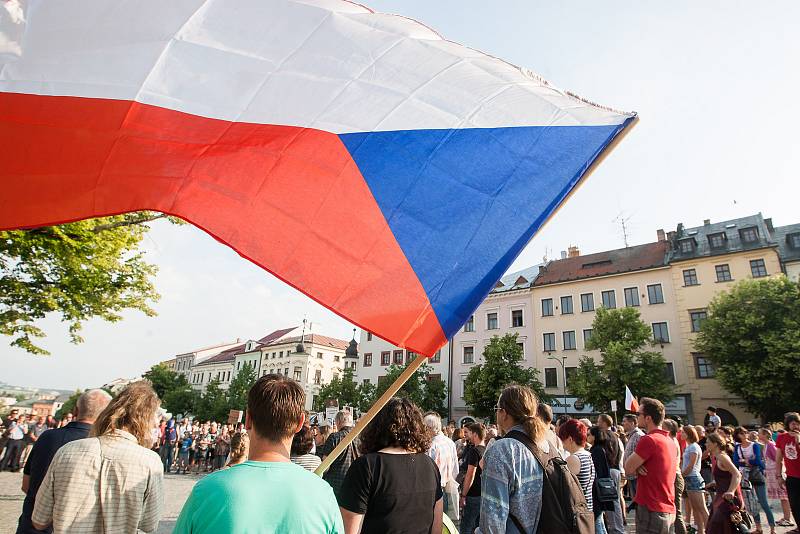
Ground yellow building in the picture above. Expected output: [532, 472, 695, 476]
[532, 238, 693, 421]
[667, 214, 782, 426]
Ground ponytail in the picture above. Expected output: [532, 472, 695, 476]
[498, 385, 546, 443]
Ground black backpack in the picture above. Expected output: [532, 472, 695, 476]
[505, 430, 595, 534]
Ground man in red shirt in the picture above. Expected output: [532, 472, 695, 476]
[776, 412, 800, 532]
[624, 397, 677, 534]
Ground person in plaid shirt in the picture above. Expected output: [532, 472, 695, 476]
[320, 410, 358, 501]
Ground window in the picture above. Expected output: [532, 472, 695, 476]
[406, 351, 414, 364]
[363, 353, 372, 367]
[683, 269, 699, 286]
[679, 239, 694, 253]
[560, 296, 574, 314]
[565, 367, 577, 383]
[647, 284, 664, 304]
[580, 293, 594, 312]
[381, 351, 390, 366]
[750, 259, 767, 278]
[694, 354, 715, 378]
[664, 362, 676, 384]
[293, 367, 302, 381]
[715, 264, 732, 282]
[624, 287, 640, 307]
[542, 298, 554, 316]
[334, 355, 340, 362]
[431, 350, 441, 363]
[463, 346, 474, 364]
[563, 331, 576, 350]
[428, 373, 442, 382]
[366, 332, 373, 341]
[460, 377, 466, 399]
[464, 315, 475, 332]
[601, 290, 616, 309]
[544, 368, 558, 388]
[740, 227, 759, 244]
[279, 351, 283, 358]
[313, 369, 322, 384]
[317, 352, 323, 359]
[543, 333, 556, 352]
[511, 309, 524, 327]
[237, 361, 241, 370]
[393, 350, 404, 365]
[583, 329, 593, 345]
[363, 378, 370, 386]
[708, 232, 726, 249]
[652, 322, 670, 343]
[789, 233, 800, 249]
[487, 312, 498, 330]
[690, 310, 708, 332]
[517, 342, 525, 357]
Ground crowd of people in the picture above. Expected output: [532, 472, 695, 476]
[0, 411, 82, 473]
[3, 375, 799, 534]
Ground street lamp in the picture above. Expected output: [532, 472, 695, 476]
[547, 354, 568, 416]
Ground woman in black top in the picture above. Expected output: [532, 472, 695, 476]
[338, 397, 443, 534]
[588, 426, 623, 533]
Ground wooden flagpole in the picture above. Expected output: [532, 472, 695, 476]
[314, 353, 428, 476]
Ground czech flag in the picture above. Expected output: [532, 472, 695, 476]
[0, 0, 636, 356]
[625, 385, 639, 413]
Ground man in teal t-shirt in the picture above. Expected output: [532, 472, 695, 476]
[174, 375, 343, 534]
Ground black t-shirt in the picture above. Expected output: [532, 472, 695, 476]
[339, 452, 443, 534]
[463, 445, 485, 497]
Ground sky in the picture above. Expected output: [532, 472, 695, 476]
[3, 1, 799, 390]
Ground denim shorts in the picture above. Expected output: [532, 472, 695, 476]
[685, 473, 705, 492]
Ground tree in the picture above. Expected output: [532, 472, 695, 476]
[0, 212, 181, 355]
[55, 389, 83, 419]
[162, 387, 198, 418]
[314, 367, 365, 412]
[694, 277, 800, 422]
[194, 379, 229, 422]
[227, 362, 257, 411]
[569, 307, 675, 413]
[365, 362, 448, 417]
[463, 333, 547, 420]
[143, 363, 182, 400]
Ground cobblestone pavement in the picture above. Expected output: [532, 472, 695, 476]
[1, 470, 796, 533]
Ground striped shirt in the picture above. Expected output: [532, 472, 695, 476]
[32, 430, 164, 533]
[291, 453, 322, 472]
[573, 448, 595, 512]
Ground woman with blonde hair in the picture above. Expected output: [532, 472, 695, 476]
[31, 381, 164, 533]
[682, 425, 709, 534]
[225, 431, 249, 468]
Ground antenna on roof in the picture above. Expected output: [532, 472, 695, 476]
[612, 212, 632, 248]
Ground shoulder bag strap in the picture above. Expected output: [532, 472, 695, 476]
[97, 438, 107, 534]
[502, 430, 544, 534]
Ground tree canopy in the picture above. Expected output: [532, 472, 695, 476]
[568, 307, 675, 413]
[368, 362, 447, 417]
[463, 333, 547, 420]
[694, 277, 800, 422]
[1, 212, 180, 354]
[227, 362, 257, 412]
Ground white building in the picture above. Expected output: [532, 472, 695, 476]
[256, 334, 349, 411]
[175, 340, 243, 381]
[355, 332, 449, 393]
[449, 265, 539, 424]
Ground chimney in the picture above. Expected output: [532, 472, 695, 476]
[560, 250, 567, 260]
[703, 219, 711, 226]
[656, 229, 666, 242]
[667, 231, 676, 242]
[567, 245, 580, 258]
[765, 218, 774, 232]
[538, 265, 546, 274]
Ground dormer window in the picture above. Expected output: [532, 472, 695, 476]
[788, 233, 800, 249]
[245, 341, 256, 352]
[707, 232, 726, 249]
[739, 227, 759, 244]
[678, 238, 695, 254]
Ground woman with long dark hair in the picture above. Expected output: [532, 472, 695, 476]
[588, 426, 622, 534]
[338, 397, 443, 534]
[707, 432, 743, 534]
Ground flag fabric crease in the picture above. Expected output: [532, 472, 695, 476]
[0, 0, 636, 356]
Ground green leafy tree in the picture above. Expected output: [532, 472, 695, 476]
[695, 277, 800, 422]
[227, 362, 257, 411]
[314, 367, 362, 412]
[195, 379, 229, 422]
[142, 363, 183, 400]
[463, 333, 547, 420]
[1, 212, 181, 355]
[368, 362, 447, 416]
[569, 307, 675, 413]
[356, 381, 377, 413]
[55, 389, 83, 419]
[162, 387, 198, 418]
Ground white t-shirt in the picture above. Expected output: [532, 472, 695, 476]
[682, 442, 702, 477]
